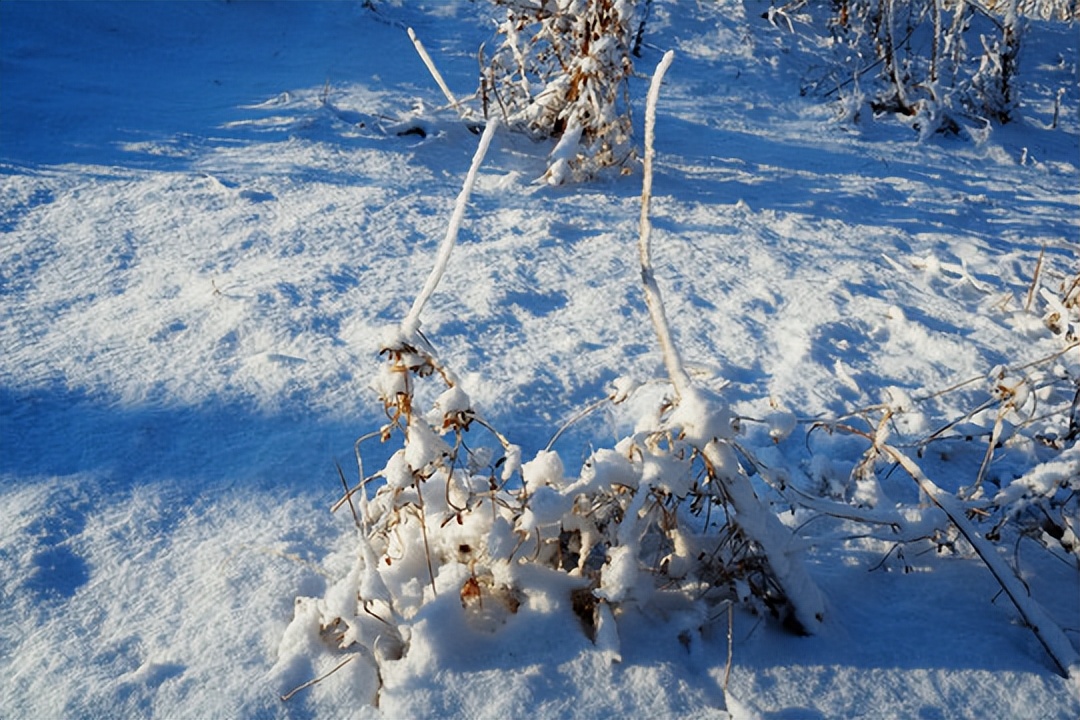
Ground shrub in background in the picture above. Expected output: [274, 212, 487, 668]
[770, 0, 1076, 136]
[480, 0, 640, 183]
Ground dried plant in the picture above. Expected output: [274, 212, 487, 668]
[777, 0, 1076, 136]
[480, 0, 640, 183]
[783, 254, 1080, 679]
[277, 51, 834, 707]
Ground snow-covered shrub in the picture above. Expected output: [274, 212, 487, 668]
[480, 0, 640, 183]
[791, 258, 1080, 678]
[779, 0, 1076, 135]
[398, 1, 645, 182]
[803, 372, 1080, 677]
[994, 0, 1078, 19]
[986, 265, 1080, 560]
[838, 0, 1021, 127]
[978, 264, 1079, 559]
[275, 53, 830, 706]
[359, 331, 817, 631]
[280, 331, 824, 702]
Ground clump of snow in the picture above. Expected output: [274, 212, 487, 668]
[521, 449, 565, 493]
[517, 485, 571, 534]
[564, 447, 639, 496]
[543, 125, 583, 186]
[765, 410, 797, 443]
[666, 386, 736, 445]
[596, 545, 638, 603]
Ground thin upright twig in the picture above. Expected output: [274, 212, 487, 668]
[402, 118, 499, 337]
[637, 49, 825, 635]
[638, 50, 689, 401]
[1025, 247, 1045, 312]
[407, 27, 471, 120]
[336, 462, 361, 529]
[724, 601, 734, 692]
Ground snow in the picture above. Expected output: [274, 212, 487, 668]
[2, 1, 1079, 718]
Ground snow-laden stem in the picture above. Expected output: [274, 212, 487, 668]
[699, 437, 825, 633]
[877, 441, 1080, 680]
[638, 50, 689, 400]
[637, 50, 825, 634]
[402, 119, 499, 337]
[407, 26, 470, 120]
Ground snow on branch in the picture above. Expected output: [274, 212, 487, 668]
[636, 50, 826, 635]
[878, 440, 1080, 680]
[401, 118, 499, 339]
[638, 50, 689, 401]
[407, 26, 474, 122]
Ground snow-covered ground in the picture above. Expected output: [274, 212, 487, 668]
[2, 2, 1078, 718]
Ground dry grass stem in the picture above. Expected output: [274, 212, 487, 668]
[280, 656, 357, 702]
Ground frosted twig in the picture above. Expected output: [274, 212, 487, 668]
[723, 601, 734, 692]
[545, 396, 612, 452]
[330, 431, 382, 533]
[336, 461, 361, 529]
[412, 481, 438, 597]
[636, 50, 825, 635]
[407, 27, 471, 120]
[638, 50, 689, 400]
[401, 118, 499, 337]
[1025, 247, 1045, 312]
[353, 430, 380, 532]
[876, 441, 1080, 680]
[971, 405, 1007, 496]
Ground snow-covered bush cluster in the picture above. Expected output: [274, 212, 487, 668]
[277, 169, 1080, 707]
[273, 13, 1080, 703]
[777, 0, 1077, 136]
[818, 261, 1079, 527]
[479, 0, 640, 183]
[836, 0, 1020, 129]
[274, 59, 839, 705]
[998, 0, 1079, 19]
[960, 265, 1079, 558]
[302, 326, 814, 699]
[789, 257, 1080, 677]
